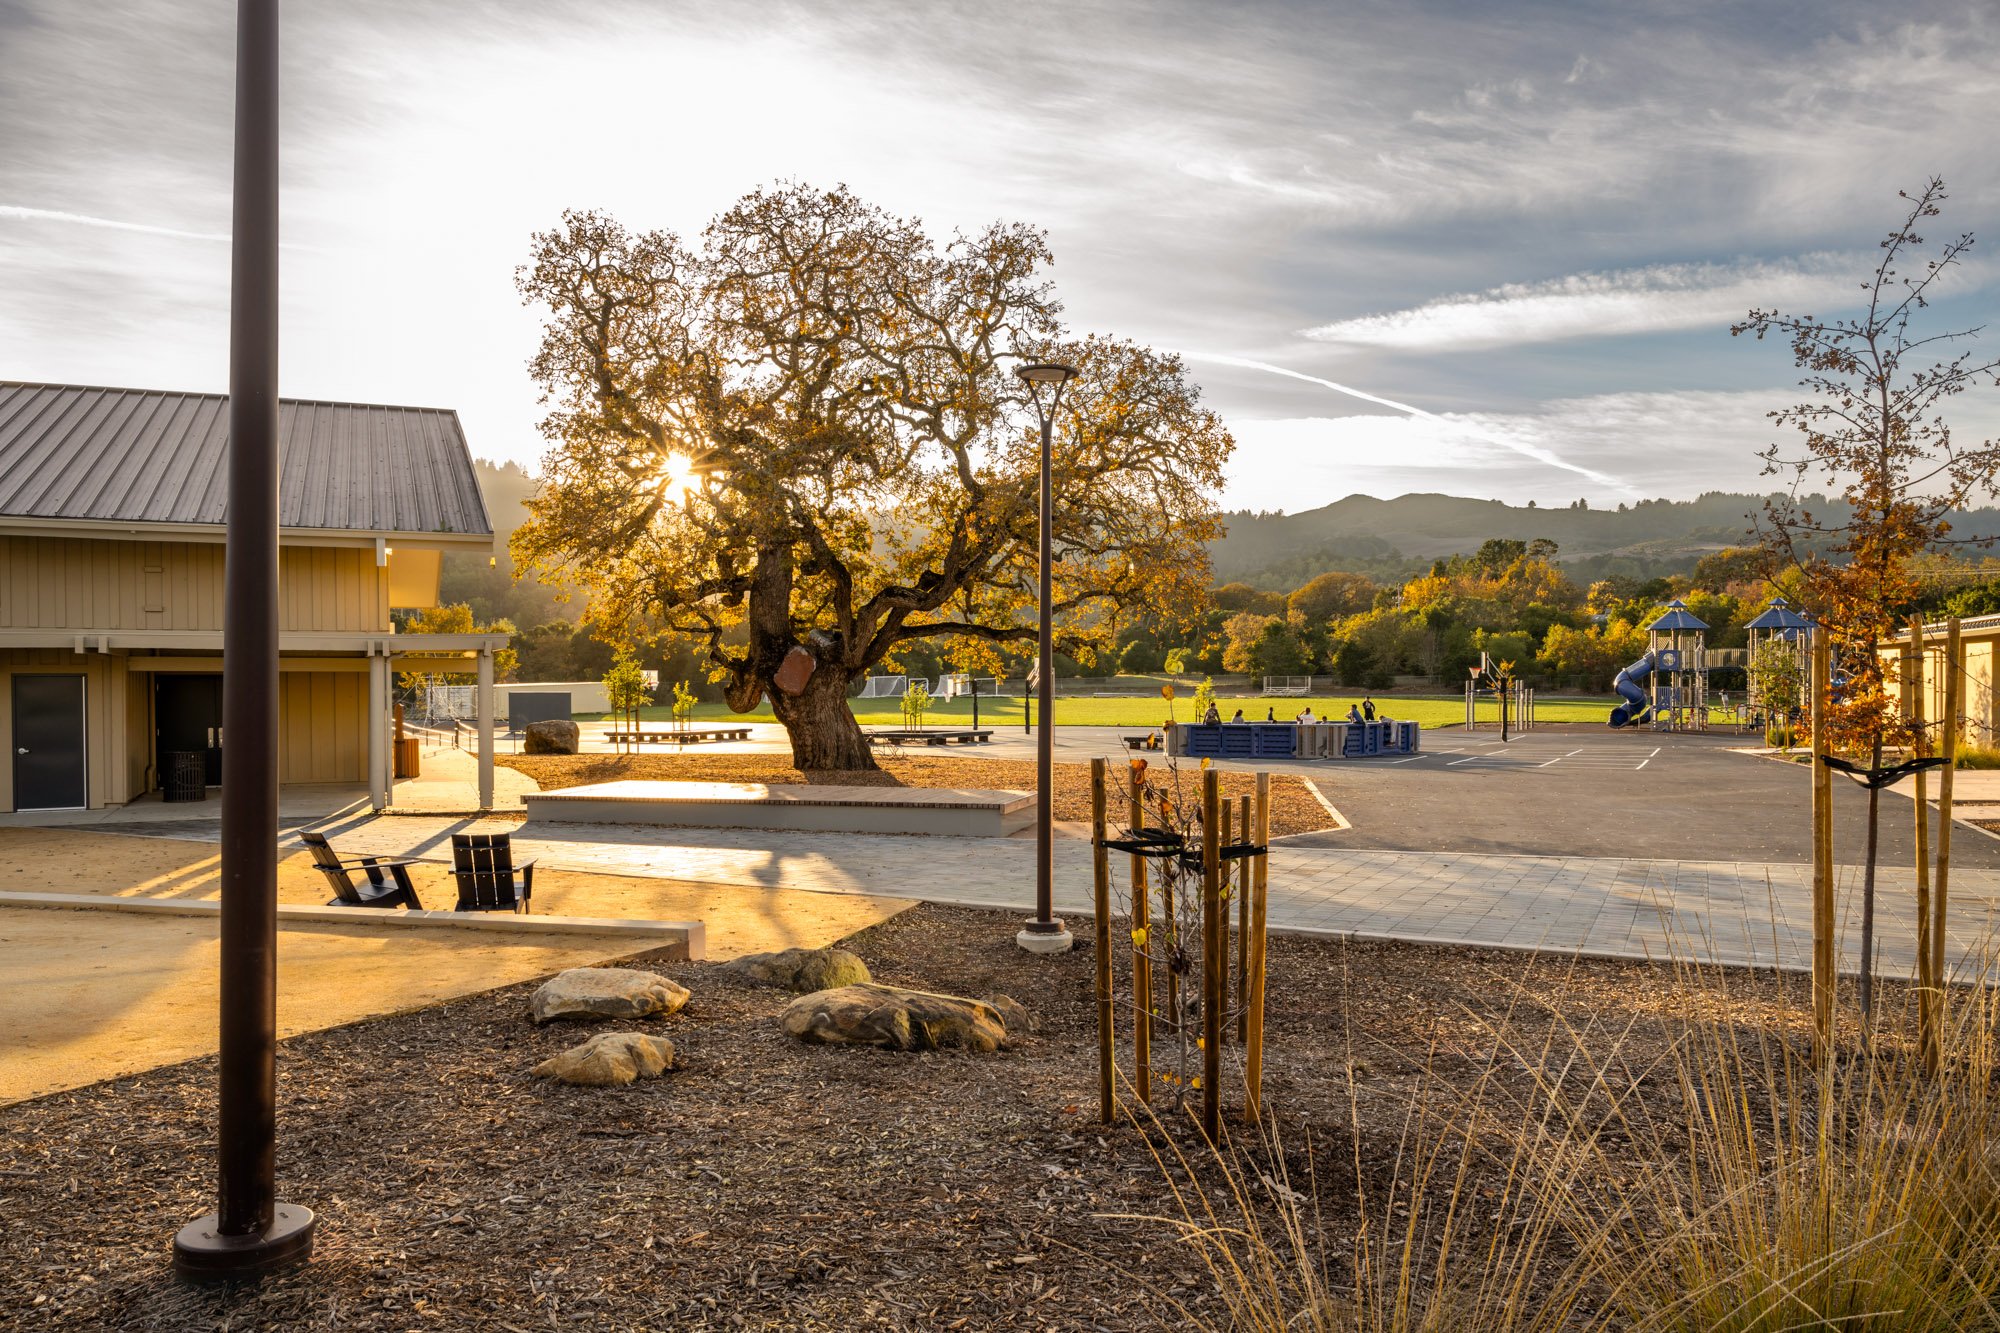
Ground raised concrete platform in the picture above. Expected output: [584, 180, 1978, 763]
[522, 780, 1035, 837]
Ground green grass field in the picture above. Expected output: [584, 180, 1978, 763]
[585, 693, 1612, 729]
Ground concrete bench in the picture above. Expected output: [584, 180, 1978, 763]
[866, 729, 994, 747]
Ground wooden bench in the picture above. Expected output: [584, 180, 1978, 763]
[602, 726, 753, 745]
[866, 729, 995, 747]
[1122, 734, 1160, 751]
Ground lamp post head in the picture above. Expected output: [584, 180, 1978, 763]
[1015, 361, 1079, 424]
[1015, 362, 1079, 385]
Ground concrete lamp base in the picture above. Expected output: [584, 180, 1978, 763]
[1015, 920, 1074, 954]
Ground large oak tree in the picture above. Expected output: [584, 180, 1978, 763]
[511, 185, 1231, 769]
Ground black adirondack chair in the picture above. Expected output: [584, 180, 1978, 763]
[450, 832, 535, 913]
[300, 831, 424, 909]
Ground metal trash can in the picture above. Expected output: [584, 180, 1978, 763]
[163, 750, 207, 803]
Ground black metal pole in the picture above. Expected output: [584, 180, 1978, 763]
[1030, 409, 1059, 933]
[174, 0, 315, 1279]
[971, 679, 979, 731]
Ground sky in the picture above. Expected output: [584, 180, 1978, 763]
[5, 0, 2000, 514]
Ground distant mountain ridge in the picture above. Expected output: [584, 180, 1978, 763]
[1209, 491, 2000, 590]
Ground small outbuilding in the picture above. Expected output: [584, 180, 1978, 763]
[0, 381, 506, 814]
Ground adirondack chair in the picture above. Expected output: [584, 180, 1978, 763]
[300, 831, 424, 909]
[450, 832, 535, 913]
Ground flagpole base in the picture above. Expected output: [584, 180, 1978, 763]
[172, 1204, 316, 1281]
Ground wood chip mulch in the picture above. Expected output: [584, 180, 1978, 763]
[0, 904, 1916, 1331]
[499, 752, 1338, 837]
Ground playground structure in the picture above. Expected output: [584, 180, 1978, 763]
[1261, 675, 1312, 696]
[1089, 760, 1272, 1139]
[1744, 596, 1816, 730]
[1609, 599, 1710, 731]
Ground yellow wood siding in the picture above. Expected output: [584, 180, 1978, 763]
[0, 536, 390, 633]
[279, 671, 367, 784]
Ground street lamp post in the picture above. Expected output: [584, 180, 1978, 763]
[172, 0, 316, 1279]
[1014, 362, 1078, 953]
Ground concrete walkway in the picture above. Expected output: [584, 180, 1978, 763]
[123, 812, 1999, 981]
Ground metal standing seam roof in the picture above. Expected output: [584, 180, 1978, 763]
[0, 381, 492, 539]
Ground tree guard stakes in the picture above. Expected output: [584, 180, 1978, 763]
[1091, 761, 1272, 1140]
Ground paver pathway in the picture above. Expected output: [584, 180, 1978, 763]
[125, 812, 2000, 980]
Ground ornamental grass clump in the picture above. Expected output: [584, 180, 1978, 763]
[1129, 947, 2000, 1331]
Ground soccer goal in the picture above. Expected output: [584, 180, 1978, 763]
[857, 675, 910, 699]
[936, 673, 1003, 699]
[1262, 675, 1313, 696]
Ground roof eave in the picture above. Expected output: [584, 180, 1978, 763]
[0, 514, 496, 551]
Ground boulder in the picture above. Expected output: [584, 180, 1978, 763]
[532, 1032, 676, 1087]
[780, 983, 1011, 1053]
[523, 719, 580, 755]
[983, 994, 1032, 1041]
[724, 946, 871, 993]
[531, 967, 690, 1024]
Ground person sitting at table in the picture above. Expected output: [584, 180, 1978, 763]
[1203, 702, 1221, 725]
[1345, 703, 1364, 724]
[1230, 708, 1246, 723]
[1296, 706, 1317, 723]
[1362, 695, 1376, 721]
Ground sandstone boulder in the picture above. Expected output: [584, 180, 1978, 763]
[523, 719, 580, 754]
[983, 994, 1032, 1041]
[532, 1032, 676, 1087]
[780, 983, 1011, 1053]
[724, 946, 871, 993]
[531, 967, 690, 1024]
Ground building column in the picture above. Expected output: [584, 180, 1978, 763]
[476, 647, 494, 811]
[367, 651, 389, 813]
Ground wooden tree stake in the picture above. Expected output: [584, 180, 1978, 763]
[1910, 619, 1934, 1071]
[1090, 758, 1114, 1124]
[1128, 763, 1152, 1103]
[1245, 772, 1271, 1124]
[1811, 634, 1835, 1051]
[1237, 792, 1251, 1044]
[1929, 617, 1961, 1074]
[1200, 767, 1222, 1142]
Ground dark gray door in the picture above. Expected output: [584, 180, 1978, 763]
[12, 674, 87, 811]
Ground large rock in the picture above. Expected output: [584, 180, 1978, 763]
[724, 946, 871, 993]
[983, 994, 1032, 1041]
[523, 719, 580, 754]
[531, 967, 690, 1024]
[532, 1032, 676, 1087]
[780, 983, 1012, 1053]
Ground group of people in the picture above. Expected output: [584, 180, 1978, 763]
[1198, 696, 1387, 726]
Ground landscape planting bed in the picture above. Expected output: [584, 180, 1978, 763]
[0, 903, 1926, 1330]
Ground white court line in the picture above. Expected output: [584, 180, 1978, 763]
[1649, 747, 1662, 757]
[1538, 749, 1584, 768]
[1637, 758, 1650, 769]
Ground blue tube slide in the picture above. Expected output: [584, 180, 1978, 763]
[1609, 650, 1656, 728]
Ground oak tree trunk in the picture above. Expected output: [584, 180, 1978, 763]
[769, 663, 876, 771]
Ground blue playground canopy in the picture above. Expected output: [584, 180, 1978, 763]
[1645, 597, 1710, 632]
[1744, 596, 1814, 633]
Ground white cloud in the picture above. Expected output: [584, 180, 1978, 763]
[1297, 254, 1930, 352]
[1221, 388, 1800, 513]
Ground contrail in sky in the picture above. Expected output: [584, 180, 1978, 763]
[0, 204, 233, 243]
[1189, 352, 1632, 493]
